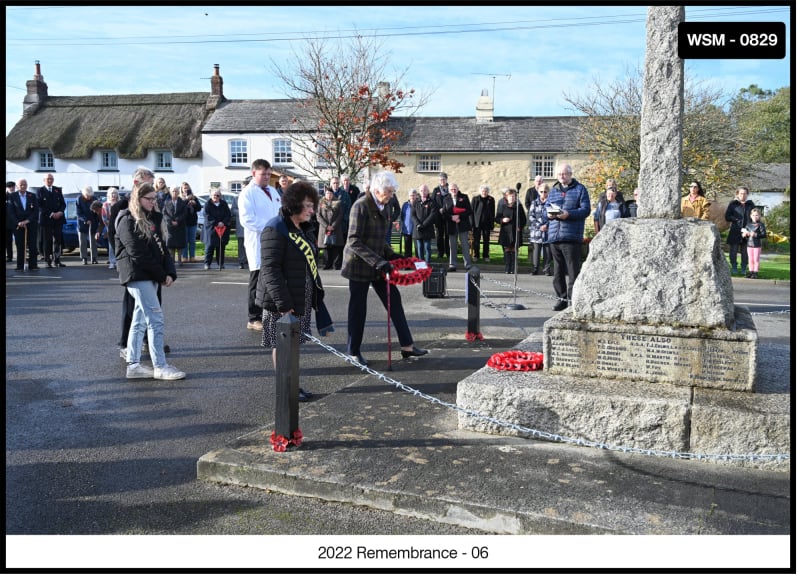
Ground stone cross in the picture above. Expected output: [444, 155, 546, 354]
[637, 6, 685, 219]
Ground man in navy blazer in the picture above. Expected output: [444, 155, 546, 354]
[37, 173, 67, 268]
[9, 178, 40, 270]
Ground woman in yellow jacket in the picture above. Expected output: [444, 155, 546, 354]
[680, 180, 710, 220]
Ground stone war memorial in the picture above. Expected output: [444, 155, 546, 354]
[457, 6, 788, 470]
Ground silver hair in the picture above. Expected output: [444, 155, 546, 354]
[479, 184, 490, 193]
[369, 171, 399, 193]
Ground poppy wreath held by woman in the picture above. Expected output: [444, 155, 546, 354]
[387, 257, 432, 286]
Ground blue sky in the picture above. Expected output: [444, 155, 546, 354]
[5, 4, 792, 136]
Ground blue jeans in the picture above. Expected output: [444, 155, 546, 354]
[416, 239, 431, 263]
[126, 280, 167, 368]
[182, 225, 198, 259]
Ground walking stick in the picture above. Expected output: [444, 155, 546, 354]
[23, 225, 29, 272]
[386, 272, 392, 371]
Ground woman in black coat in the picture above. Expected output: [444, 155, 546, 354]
[255, 181, 321, 401]
[162, 186, 188, 265]
[203, 193, 232, 269]
[725, 186, 756, 275]
[495, 187, 527, 274]
[411, 184, 438, 264]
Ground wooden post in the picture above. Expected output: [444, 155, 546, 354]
[275, 314, 300, 439]
[467, 266, 481, 338]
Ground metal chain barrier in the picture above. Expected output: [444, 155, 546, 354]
[303, 331, 790, 463]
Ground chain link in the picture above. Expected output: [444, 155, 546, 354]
[303, 331, 790, 463]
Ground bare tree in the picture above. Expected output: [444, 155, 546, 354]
[564, 66, 750, 201]
[270, 34, 428, 182]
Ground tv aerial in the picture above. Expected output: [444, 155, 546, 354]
[470, 73, 511, 102]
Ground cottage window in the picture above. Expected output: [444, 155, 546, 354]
[38, 151, 54, 170]
[155, 151, 173, 170]
[531, 155, 555, 178]
[417, 155, 441, 173]
[100, 151, 118, 170]
[229, 140, 248, 166]
[273, 139, 292, 165]
[230, 182, 243, 195]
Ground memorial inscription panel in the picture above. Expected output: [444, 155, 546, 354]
[546, 327, 754, 392]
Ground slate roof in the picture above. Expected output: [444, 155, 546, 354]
[201, 99, 314, 133]
[386, 115, 588, 153]
[5, 93, 212, 160]
[744, 163, 790, 192]
[202, 100, 587, 153]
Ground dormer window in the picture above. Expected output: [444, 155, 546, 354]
[38, 151, 54, 170]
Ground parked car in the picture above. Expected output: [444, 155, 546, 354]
[62, 196, 109, 253]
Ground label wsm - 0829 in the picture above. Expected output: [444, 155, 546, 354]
[678, 22, 786, 59]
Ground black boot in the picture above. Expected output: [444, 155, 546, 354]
[504, 252, 512, 274]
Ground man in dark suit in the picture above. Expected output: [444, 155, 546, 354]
[341, 174, 361, 208]
[9, 178, 39, 270]
[432, 172, 450, 260]
[340, 171, 428, 367]
[37, 173, 67, 268]
[6, 181, 16, 262]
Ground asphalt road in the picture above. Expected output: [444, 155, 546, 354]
[5, 256, 792, 568]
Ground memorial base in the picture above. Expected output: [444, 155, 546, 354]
[543, 305, 757, 392]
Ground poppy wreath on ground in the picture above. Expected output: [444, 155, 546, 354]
[465, 331, 484, 341]
[270, 428, 303, 452]
[388, 257, 432, 286]
[486, 351, 544, 371]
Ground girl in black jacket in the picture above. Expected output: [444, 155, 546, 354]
[115, 183, 183, 381]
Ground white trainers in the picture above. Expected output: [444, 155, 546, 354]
[126, 363, 154, 379]
[153, 364, 186, 380]
[119, 348, 127, 360]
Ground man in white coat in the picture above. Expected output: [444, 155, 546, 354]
[238, 158, 281, 330]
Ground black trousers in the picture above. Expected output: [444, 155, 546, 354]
[323, 245, 343, 269]
[205, 238, 227, 267]
[472, 227, 491, 259]
[6, 229, 14, 260]
[248, 269, 262, 322]
[346, 278, 413, 356]
[401, 233, 414, 258]
[236, 236, 246, 266]
[530, 242, 552, 273]
[435, 221, 449, 259]
[39, 223, 64, 263]
[729, 241, 748, 272]
[13, 224, 38, 268]
[549, 241, 583, 303]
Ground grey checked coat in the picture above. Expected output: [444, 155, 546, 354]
[340, 191, 397, 282]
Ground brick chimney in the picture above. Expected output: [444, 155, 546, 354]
[207, 63, 224, 110]
[23, 60, 48, 117]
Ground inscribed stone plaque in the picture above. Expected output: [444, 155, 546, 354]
[543, 306, 757, 392]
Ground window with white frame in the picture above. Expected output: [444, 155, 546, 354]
[273, 139, 292, 165]
[155, 151, 173, 170]
[229, 139, 248, 166]
[100, 151, 118, 170]
[531, 155, 555, 178]
[38, 151, 54, 170]
[417, 154, 441, 173]
[230, 182, 243, 195]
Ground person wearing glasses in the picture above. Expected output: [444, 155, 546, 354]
[115, 182, 185, 381]
[680, 180, 710, 220]
[340, 171, 428, 367]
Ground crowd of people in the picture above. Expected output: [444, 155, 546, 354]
[7, 163, 770, 389]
